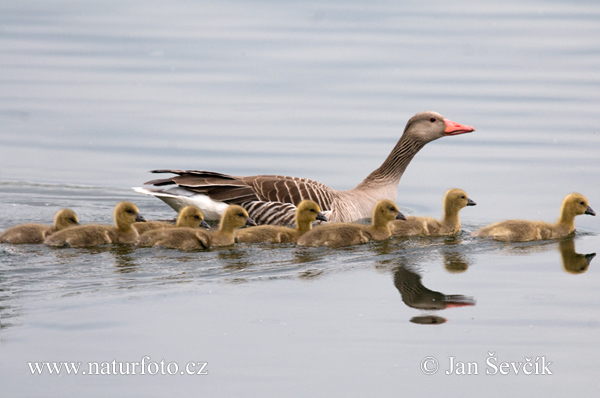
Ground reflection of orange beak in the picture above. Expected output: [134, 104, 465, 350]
[445, 302, 476, 308]
[444, 118, 475, 135]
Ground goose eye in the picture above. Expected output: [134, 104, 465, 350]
[126, 209, 134, 214]
[309, 209, 315, 212]
[194, 215, 200, 219]
[461, 196, 466, 199]
[238, 213, 245, 217]
[429, 117, 437, 122]
[580, 201, 585, 205]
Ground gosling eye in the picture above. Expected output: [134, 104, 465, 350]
[580, 201, 585, 205]
[309, 209, 315, 212]
[193, 215, 200, 219]
[238, 213, 245, 217]
[126, 209, 134, 214]
[461, 196, 466, 199]
[429, 117, 437, 123]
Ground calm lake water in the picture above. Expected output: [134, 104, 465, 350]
[1, 0, 600, 396]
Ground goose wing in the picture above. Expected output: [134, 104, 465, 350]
[145, 170, 337, 210]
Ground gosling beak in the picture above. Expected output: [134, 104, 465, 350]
[443, 118, 475, 136]
[135, 214, 146, 222]
[585, 206, 596, 216]
[585, 253, 596, 265]
[467, 198, 477, 206]
[200, 219, 211, 229]
[316, 212, 328, 222]
[246, 217, 257, 227]
[395, 211, 407, 221]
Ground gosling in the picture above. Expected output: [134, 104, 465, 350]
[134, 205, 210, 234]
[137, 205, 255, 250]
[235, 200, 327, 244]
[472, 193, 595, 242]
[0, 209, 79, 244]
[390, 188, 476, 237]
[297, 199, 405, 248]
[44, 202, 145, 247]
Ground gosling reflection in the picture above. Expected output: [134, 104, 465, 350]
[393, 264, 476, 311]
[559, 238, 595, 274]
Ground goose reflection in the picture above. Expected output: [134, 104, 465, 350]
[393, 264, 475, 312]
[559, 237, 595, 274]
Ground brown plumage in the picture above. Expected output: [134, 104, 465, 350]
[0, 209, 79, 244]
[135, 111, 474, 225]
[133, 205, 209, 234]
[390, 188, 476, 237]
[137, 205, 255, 250]
[235, 200, 327, 244]
[44, 202, 145, 247]
[297, 199, 405, 248]
[472, 193, 595, 242]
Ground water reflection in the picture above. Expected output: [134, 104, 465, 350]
[559, 238, 595, 275]
[392, 263, 475, 325]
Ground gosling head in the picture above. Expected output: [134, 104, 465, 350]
[405, 111, 475, 143]
[177, 206, 210, 229]
[444, 188, 476, 212]
[372, 199, 406, 225]
[53, 209, 80, 230]
[221, 205, 255, 231]
[296, 200, 327, 224]
[563, 193, 595, 217]
[114, 201, 145, 230]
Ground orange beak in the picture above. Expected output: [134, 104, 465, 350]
[444, 118, 475, 135]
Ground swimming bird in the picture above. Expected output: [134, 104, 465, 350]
[138, 204, 255, 249]
[235, 200, 327, 244]
[133, 205, 210, 234]
[0, 209, 79, 244]
[134, 111, 474, 225]
[471, 193, 595, 242]
[297, 199, 405, 248]
[44, 202, 145, 247]
[390, 188, 476, 237]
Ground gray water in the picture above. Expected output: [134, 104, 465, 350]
[1, 0, 600, 396]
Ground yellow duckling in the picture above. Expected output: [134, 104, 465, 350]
[297, 199, 405, 248]
[391, 188, 476, 237]
[0, 209, 79, 244]
[235, 200, 327, 244]
[133, 205, 209, 234]
[472, 193, 595, 242]
[137, 205, 255, 250]
[44, 202, 145, 247]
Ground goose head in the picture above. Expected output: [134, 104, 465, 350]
[405, 111, 475, 143]
[53, 209, 80, 230]
[372, 199, 405, 226]
[221, 205, 256, 231]
[444, 188, 476, 215]
[562, 193, 595, 218]
[177, 205, 210, 229]
[114, 201, 145, 231]
[296, 200, 327, 225]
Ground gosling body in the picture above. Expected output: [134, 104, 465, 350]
[137, 205, 254, 250]
[297, 199, 405, 248]
[472, 193, 595, 242]
[235, 200, 327, 244]
[0, 209, 79, 244]
[44, 202, 145, 247]
[391, 189, 476, 237]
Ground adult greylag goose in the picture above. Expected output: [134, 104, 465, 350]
[471, 193, 595, 242]
[134, 111, 474, 226]
[133, 205, 209, 234]
[137, 204, 255, 249]
[297, 199, 405, 248]
[390, 188, 476, 237]
[0, 209, 79, 244]
[44, 202, 145, 247]
[235, 200, 327, 244]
